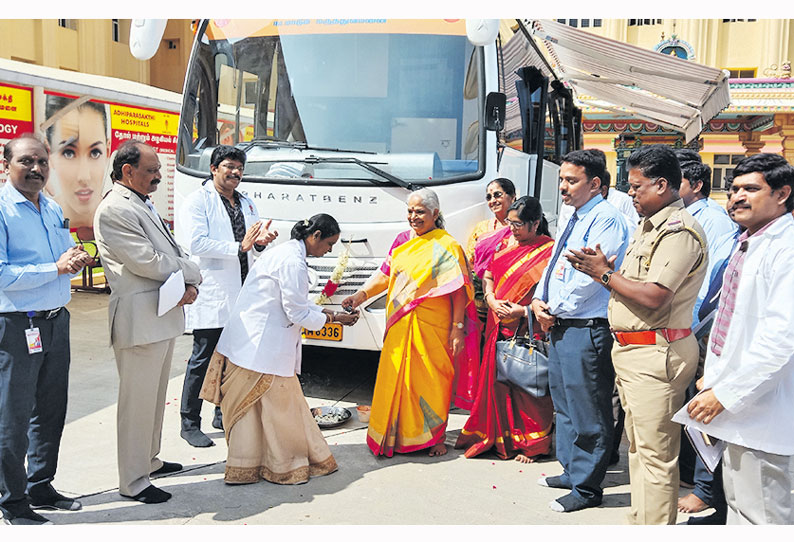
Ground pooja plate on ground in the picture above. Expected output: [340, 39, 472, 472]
[312, 406, 352, 429]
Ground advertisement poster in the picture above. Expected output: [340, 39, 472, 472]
[41, 92, 179, 233]
[0, 83, 34, 185]
[109, 103, 179, 225]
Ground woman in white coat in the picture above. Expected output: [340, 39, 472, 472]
[177, 145, 277, 448]
[200, 214, 359, 485]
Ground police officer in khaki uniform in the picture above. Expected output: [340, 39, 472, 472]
[566, 144, 707, 525]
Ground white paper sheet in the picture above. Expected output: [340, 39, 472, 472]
[157, 269, 185, 317]
[672, 399, 726, 474]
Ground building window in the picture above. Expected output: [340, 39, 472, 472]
[593, 19, 602, 27]
[580, 19, 590, 28]
[58, 19, 77, 30]
[723, 19, 757, 23]
[628, 19, 663, 26]
[167, 40, 178, 50]
[556, 19, 601, 29]
[712, 153, 746, 191]
[112, 19, 120, 42]
[727, 68, 756, 79]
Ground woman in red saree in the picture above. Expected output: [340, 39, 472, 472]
[455, 196, 555, 461]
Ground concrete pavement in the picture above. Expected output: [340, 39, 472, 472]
[4, 291, 716, 526]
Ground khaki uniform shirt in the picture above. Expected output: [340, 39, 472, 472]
[608, 199, 707, 331]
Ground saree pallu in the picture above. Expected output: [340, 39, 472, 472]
[472, 226, 513, 322]
[455, 235, 555, 460]
[200, 352, 337, 484]
[367, 228, 479, 457]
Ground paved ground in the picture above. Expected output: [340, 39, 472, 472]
[3, 291, 719, 528]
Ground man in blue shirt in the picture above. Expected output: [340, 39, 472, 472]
[531, 150, 630, 513]
[0, 135, 92, 525]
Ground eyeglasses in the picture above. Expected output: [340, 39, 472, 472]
[506, 219, 525, 229]
[220, 162, 245, 173]
[485, 191, 504, 201]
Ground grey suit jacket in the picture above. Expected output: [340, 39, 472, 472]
[94, 182, 201, 349]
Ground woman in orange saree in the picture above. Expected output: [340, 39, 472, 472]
[343, 188, 479, 457]
[455, 196, 555, 461]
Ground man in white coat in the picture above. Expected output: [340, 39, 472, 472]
[94, 141, 202, 504]
[177, 145, 277, 447]
[686, 153, 794, 524]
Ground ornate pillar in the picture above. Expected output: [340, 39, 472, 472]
[774, 113, 794, 164]
[738, 131, 766, 156]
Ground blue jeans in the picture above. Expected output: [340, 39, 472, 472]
[0, 310, 70, 516]
[180, 328, 222, 431]
[548, 321, 614, 503]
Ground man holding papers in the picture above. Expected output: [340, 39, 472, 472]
[94, 141, 201, 504]
[686, 153, 794, 525]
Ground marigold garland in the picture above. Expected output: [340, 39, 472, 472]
[315, 242, 351, 305]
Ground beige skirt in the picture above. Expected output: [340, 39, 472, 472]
[200, 352, 337, 485]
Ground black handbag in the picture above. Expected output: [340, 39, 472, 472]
[494, 310, 550, 398]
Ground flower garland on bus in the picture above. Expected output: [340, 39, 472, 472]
[315, 241, 351, 305]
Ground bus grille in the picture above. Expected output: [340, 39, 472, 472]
[307, 263, 380, 299]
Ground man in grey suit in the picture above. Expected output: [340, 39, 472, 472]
[94, 140, 202, 504]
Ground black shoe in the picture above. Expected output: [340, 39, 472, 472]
[123, 485, 171, 504]
[151, 461, 183, 475]
[687, 511, 727, 525]
[608, 450, 620, 465]
[549, 492, 601, 513]
[2, 507, 53, 525]
[537, 475, 572, 489]
[211, 412, 223, 430]
[181, 428, 214, 448]
[29, 490, 82, 511]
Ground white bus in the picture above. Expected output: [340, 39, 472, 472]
[173, 19, 581, 351]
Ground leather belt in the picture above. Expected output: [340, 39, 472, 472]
[1, 308, 64, 320]
[611, 328, 691, 346]
[554, 317, 609, 328]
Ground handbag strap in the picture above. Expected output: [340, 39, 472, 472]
[496, 305, 535, 342]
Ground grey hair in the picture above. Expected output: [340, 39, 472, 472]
[407, 188, 445, 229]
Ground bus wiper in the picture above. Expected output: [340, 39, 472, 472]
[243, 138, 376, 156]
[303, 156, 416, 191]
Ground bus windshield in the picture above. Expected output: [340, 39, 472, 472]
[179, 19, 484, 184]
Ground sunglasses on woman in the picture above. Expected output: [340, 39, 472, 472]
[485, 191, 504, 201]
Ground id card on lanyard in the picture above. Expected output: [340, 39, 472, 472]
[25, 312, 43, 354]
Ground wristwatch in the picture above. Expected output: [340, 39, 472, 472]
[600, 270, 615, 285]
[453, 322, 464, 329]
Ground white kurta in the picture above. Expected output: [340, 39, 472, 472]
[216, 239, 327, 377]
[697, 213, 794, 456]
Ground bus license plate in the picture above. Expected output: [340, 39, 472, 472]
[302, 323, 343, 342]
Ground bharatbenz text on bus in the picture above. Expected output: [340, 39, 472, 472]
[174, 19, 582, 351]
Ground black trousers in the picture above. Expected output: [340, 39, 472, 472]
[180, 327, 222, 431]
[0, 310, 70, 516]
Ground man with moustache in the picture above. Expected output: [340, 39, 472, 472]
[531, 149, 630, 513]
[94, 140, 202, 504]
[673, 152, 738, 524]
[177, 145, 277, 447]
[686, 153, 794, 524]
[567, 144, 707, 524]
[0, 135, 93, 525]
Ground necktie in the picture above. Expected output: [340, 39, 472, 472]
[542, 211, 578, 302]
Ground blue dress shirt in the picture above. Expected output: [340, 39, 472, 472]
[536, 194, 630, 319]
[0, 183, 75, 312]
[687, 197, 739, 326]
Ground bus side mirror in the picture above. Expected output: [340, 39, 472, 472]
[484, 92, 506, 131]
[129, 19, 168, 60]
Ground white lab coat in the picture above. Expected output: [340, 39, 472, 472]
[180, 181, 262, 330]
[698, 213, 794, 455]
[215, 239, 327, 377]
